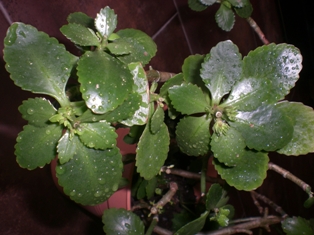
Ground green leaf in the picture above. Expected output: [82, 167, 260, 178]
[200, 41, 242, 103]
[160, 73, 185, 98]
[67, 12, 94, 29]
[176, 115, 211, 156]
[4, 23, 78, 106]
[136, 178, 148, 199]
[277, 102, 314, 156]
[304, 197, 314, 209]
[230, 104, 293, 151]
[15, 124, 62, 170]
[95, 6, 117, 37]
[77, 50, 133, 114]
[282, 217, 314, 235]
[102, 208, 145, 235]
[174, 211, 209, 235]
[206, 184, 229, 211]
[234, 1, 253, 18]
[150, 105, 165, 134]
[215, 4, 235, 31]
[57, 130, 76, 164]
[169, 83, 209, 115]
[211, 127, 246, 166]
[18, 98, 57, 127]
[228, 43, 302, 109]
[60, 23, 100, 46]
[172, 211, 194, 232]
[188, 0, 208, 11]
[200, 0, 216, 6]
[121, 62, 149, 126]
[77, 121, 117, 150]
[213, 150, 269, 191]
[56, 138, 123, 205]
[146, 176, 157, 199]
[136, 123, 169, 180]
[116, 29, 157, 65]
[107, 38, 133, 55]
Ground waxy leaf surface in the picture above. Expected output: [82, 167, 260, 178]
[103, 208, 145, 235]
[77, 50, 133, 114]
[215, 4, 235, 32]
[188, 0, 208, 11]
[174, 211, 209, 235]
[57, 130, 76, 164]
[95, 6, 117, 37]
[206, 184, 229, 211]
[67, 12, 94, 29]
[15, 124, 62, 169]
[213, 150, 269, 191]
[18, 98, 57, 127]
[201, 40, 242, 103]
[150, 105, 165, 134]
[4, 23, 78, 106]
[56, 138, 123, 205]
[282, 217, 314, 235]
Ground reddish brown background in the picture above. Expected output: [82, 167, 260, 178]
[0, 0, 313, 234]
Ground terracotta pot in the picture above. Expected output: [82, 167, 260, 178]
[51, 128, 136, 217]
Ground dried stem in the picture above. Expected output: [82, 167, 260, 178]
[146, 69, 176, 83]
[246, 17, 270, 45]
[160, 166, 224, 184]
[201, 215, 282, 235]
[150, 182, 178, 215]
[250, 191, 288, 218]
[153, 225, 173, 235]
[268, 162, 313, 198]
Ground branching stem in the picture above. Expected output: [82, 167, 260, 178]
[146, 69, 176, 83]
[246, 17, 270, 45]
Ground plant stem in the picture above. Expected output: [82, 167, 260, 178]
[146, 69, 176, 82]
[246, 17, 270, 45]
[153, 226, 173, 235]
[160, 166, 224, 184]
[201, 155, 210, 196]
[268, 162, 313, 197]
[150, 182, 178, 215]
[199, 216, 282, 235]
[145, 215, 159, 235]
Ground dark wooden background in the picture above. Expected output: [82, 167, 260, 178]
[0, 0, 313, 234]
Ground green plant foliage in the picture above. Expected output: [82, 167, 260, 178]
[18, 98, 57, 127]
[176, 115, 211, 156]
[77, 50, 133, 114]
[206, 183, 229, 211]
[213, 150, 269, 190]
[150, 105, 165, 134]
[234, 1, 253, 18]
[67, 12, 94, 28]
[57, 130, 76, 164]
[3, 23, 78, 106]
[102, 208, 145, 235]
[15, 124, 63, 170]
[174, 211, 209, 235]
[60, 23, 100, 46]
[145, 176, 157, 199]
[188, 0, 208, 11]
[215, 4, 235, 32]
[200, 40, 242, 104]
[282, 217, 314, 235]
[200, 0, 216, 6]
[277, 102, 314, 156]
[56, 139, 123, 205]
[95, 6, 117, 37]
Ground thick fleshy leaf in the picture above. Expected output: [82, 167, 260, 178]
[67, 12, 94, 29]
[146, 176, 157, 199]
[282, 217, 314, 235]
[176, 115, 211, 156]
[95, 6, 117, 37]
[57, 131, 76, 164]
[169, 83, 209, 115]
[227, 43, 302, 109]
[211, 126, 246, 166]
[227, 0, 249, 7]
[183, 55, 205, 86]
[136, 123, 169, 180]
[200, 0, 216, 6]
[77, 121, 117, 150]
[213, 150, 269, 191]
[150, 105, 165, 134]
[188, 0, 208, 11]
[18, 98, 57, 127]
[121, 62, 149, 126]
[107, 38, 133, 55]
[206, 184, 229, 211]
[116, 29, 157, 65]
[230, 104, 293, 151]
[56, 138, 123, 205]
[234, 2, 253, 18]
[174, 211, 209, 235]
[160, 73, 184, 98]
[200, 41, 242, 103]
[15, 124, 62, 170]
[3, 23, 78, 106]
[276, 102, 314, 156]
[215, 4, 235, 32]
[60, 23, 100, 46]
[77, 50, 133, 114]
[102, 208, 145, 235]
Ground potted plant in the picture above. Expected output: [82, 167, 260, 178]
[3, 2, 314, 234]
